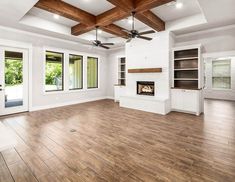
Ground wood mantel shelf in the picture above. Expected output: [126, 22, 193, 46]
[128, 68, 162, 73]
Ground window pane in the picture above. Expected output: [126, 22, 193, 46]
[45, 51, 63, 92]
[69, 54, 83, 90]
[87, 57, 98, 88]
[212, 59, 231, 89]
[4, 51, 23, 108]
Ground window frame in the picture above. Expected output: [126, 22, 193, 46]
[87, 56, 98, 89]
[44, 50, 64, 92]
[69, 54, 83, 91]
[212, 59, 232, 90]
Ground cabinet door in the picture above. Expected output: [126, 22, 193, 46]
[181, 90, 198, 112]
[171, 89, 183, 110]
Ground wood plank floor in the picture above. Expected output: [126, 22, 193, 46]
[0, 99, 235, 182]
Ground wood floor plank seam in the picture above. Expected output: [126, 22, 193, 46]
[0, 152, 15, 182]
[14, 148, 41, 182]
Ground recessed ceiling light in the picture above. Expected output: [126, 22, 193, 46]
[53, 14, 60, 19]
[98, 30, 103, 34]
[176, 2, 183, 9]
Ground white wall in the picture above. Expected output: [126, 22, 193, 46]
[0, 27, 109, 110]
[106, 48, 125, 98]
[175, 25, 235, 101]
[175, 26, 235, 53]
[125, 31, 171, 99]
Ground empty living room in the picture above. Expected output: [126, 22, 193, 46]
[0, 0, 235, 181]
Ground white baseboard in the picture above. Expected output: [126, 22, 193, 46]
[29, 96, 110, 112]
[106, 96, 114, 100]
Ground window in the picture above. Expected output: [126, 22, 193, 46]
[69, 54, 83, 90]
[212, 59, 231, 89]
[87, 57, 98, 89]
[45, 51, 64, 92]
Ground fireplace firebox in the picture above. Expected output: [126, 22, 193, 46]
[137, 81, 155, 96]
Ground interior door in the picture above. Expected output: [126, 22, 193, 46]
[0, 47, 28, 116]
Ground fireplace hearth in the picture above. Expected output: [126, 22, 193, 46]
[137, 81, 154, 96]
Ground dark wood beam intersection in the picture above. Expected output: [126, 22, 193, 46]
[35, 0, 129, 38]
[107, 0, 174, 32]
[96, 7, 129, 27]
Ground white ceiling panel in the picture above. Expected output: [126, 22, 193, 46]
[62, 0, 115, 15]
[28, 7, 78, 27]
[115, 17, 148, 31]
[152, 0, 202, 22]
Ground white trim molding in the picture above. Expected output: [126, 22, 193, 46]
[29, 96, 109, 112]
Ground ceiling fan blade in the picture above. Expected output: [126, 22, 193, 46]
[99, 45, 110, 49]
[101, 43, 114, 45]
[126, 38, 132, 43]
[138, 30, 155, 35]
[137, 35, 152, 41]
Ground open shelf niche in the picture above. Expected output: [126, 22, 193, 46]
[172, 46, 202, 90]
[118, 57, 126, 86]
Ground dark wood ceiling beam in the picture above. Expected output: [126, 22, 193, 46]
[106, 0, 134, 12]
[135, 10, 165, 31]
[134, 0, 174, 13]
[71, 24, 95, 36]
[35, 0, 96, 26]
[71, 23, 129, 39]
[96, 7, 129, 26]
[100, 24, 129, 39]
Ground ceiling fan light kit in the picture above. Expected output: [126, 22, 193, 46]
[91, 27, 115, 49]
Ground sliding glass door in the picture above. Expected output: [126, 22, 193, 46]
[0, 47, 28, 116]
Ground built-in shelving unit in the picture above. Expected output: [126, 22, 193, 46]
[118, 57, 126, 86]
[171, 44, 204, 116]
[114, 57, 126, 102]
[173, 48, 201, 89]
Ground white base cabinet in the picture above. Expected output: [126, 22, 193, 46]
[171, 89, 203, 116]
[114, 85, 126, 102]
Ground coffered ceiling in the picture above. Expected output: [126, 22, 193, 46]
[33, 0, 177, 39]
[0, 0, 234, 50]
[24, 0, 203, 39]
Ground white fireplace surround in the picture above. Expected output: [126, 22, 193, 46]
[120, 95, 170, 115]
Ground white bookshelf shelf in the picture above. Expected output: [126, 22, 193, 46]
[174, 57, 198, 61]
[174, 78, 198, 81]
[174, 68, 198, 71]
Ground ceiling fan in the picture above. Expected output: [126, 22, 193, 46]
[124, 12, 155, 43]
[91, 27, 114, 49]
